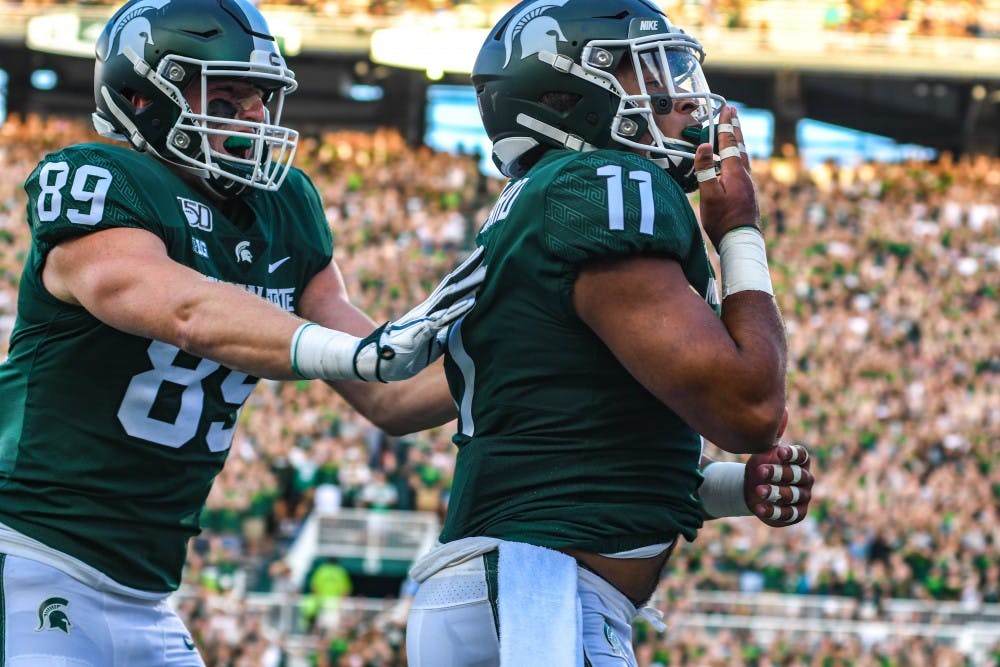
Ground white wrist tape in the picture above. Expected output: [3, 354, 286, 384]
[290, 323, 362, 380]
[718, 227, 773, 299]
[699, 462, 752, 518]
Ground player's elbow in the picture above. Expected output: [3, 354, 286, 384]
[376, 420, 414, 438]
[357, 396, 418, 437]
[171, 299, 213, 357]
[729, 396, 786, 453]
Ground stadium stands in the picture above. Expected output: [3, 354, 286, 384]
[4, 0, 1000, 37]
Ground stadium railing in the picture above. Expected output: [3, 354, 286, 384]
[169, 582, 1000, 662]
[170, 505, 1000, 661]
[283, 507, 441, 589]
[674, 610, 1000, 664]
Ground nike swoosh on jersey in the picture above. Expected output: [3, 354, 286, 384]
[268, 257, 291, 273]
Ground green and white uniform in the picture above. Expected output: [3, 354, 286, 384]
[441, 149, 720, 553]
[0, 142, 331, 594]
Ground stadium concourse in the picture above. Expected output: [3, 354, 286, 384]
[1, 111, 998, 666]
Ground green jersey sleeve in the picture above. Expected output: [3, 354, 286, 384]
[285, 167, 333, 258]
[24, 143, 163, 254]
[542, 150, 700, 265]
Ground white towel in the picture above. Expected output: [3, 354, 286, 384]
[408, 536, 502, 583]
[498, 541, 583, 667]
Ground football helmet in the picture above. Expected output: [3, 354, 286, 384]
[93, 0, 298, 197]
[473, 0, 725, 190]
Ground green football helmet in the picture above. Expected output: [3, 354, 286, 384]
[472, 0, 725, 190]
[93, 0, 298, 198]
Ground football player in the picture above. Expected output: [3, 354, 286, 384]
[405, 1, 814, 665]
[0, 0, 484, 664]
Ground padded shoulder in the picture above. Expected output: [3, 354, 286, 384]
[277, 166, 333, 254]
[538, 150, 700, 265]
[24, 143, 166, 250]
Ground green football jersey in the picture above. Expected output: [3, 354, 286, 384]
[0, 143, 332, 593]
[440, 149, 720, 553]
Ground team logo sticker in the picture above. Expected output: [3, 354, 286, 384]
[109, 0, 171, 60]
[502, 0, 571, 67]
[36, 597, 73, 635]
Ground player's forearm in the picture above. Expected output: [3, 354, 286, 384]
[700, 226, 787, 453]
[708, 290, 787, 451]
[159, 277, 307, 379]
[47, 228, 307, 379]
[331, 360, 457, 435]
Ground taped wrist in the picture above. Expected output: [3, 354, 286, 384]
[718, 227, 773, 298]
[699, 462, 752, 518]
[290, 322, 363, 380]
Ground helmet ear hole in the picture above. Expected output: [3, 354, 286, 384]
[540, 91, 582, 114]
[126, 90, 150, 109]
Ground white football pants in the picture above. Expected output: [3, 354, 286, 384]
[406, 551, 641, 667]
[0, 553, 205, 667]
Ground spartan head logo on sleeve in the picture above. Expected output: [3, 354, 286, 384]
[502, 0, 572, 67]
[110, 0, 171, 60]
[36, 597, 73, 635]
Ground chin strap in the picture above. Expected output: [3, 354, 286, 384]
[96, 87, 148, 151]
[537, 50, 614, 91]
[91, 111, 128, 143]
[516, 113, 600, 154]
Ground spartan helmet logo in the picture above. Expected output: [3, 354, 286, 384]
[235, 240, 253, 263]
[110, 0, 171, 60]
[36, 597, 72, 635]
[502, 0, 572, 67]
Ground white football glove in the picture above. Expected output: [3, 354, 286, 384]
[291, 246, 486, 382]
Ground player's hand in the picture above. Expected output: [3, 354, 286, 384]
[744, 441, 813, 527]
[693, 105, 760, 250]
[353, 246, 486, 382]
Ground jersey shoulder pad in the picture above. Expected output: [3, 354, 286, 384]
[24, 142, 165, 250]
[538, 149, 699, 265]
[273, 166, 333, 255]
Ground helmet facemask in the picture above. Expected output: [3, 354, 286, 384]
[472, 1, 727, 187]
[162, 52, 298, 196]
[96, 45, 298, 198]
[582, 29, 726, 191]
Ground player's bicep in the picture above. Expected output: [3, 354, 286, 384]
[297, 261, 376, 337]
[45, 227, 163, 302]
[45, 227, 202, 336]
[572, 255, 742, 433]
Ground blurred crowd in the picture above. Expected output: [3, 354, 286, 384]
[660, 0, 1000, 38]
[4, 0, 1000, 39]
[1, 112, 998, 666]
